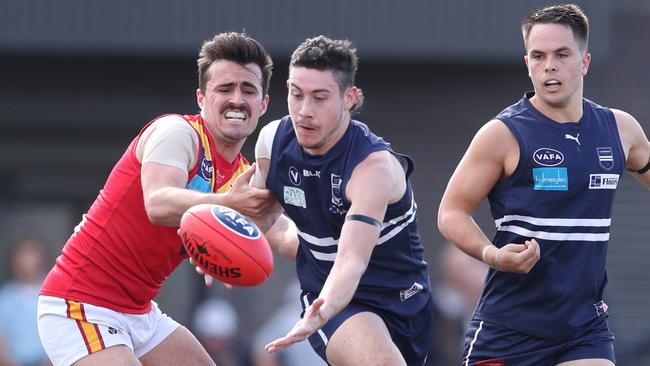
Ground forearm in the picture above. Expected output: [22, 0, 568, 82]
[264, 214, 298, 261]
[438, 208, 493, 262]
[144, 186, 230, 226]
[316, 250, 368, 321]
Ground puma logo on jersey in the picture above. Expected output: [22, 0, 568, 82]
[565, 133, 580, 146]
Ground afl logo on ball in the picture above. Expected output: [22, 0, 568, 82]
[211, 206, 261, 239]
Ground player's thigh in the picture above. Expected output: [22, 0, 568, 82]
[74, 345, 141, 366]
[326, 311, 405, 366]
[556, 359, 614, 366]
[139, 326, 215, 366]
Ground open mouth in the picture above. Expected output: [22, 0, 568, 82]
[544, 80, 562, 88]
[224, 111, 246, 121]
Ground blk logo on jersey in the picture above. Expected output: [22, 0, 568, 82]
[533, 168, 568, 191]
[303, 169, 320, 178]
[589, 174, 619, 190]
[288, 166, 301, 186]
[533, 148, 564, 167]
[596, 147, 614, 170]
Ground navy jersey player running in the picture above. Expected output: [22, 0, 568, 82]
[251, 36, 433, 366]
[438, 4, 650, 366]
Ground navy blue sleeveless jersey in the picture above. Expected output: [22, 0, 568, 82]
[266, 116, 430, 317]
[475, 92, 625, 340]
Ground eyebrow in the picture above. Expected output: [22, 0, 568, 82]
[215, 80, 260, 90]
[530, 46, 572, 54]
[289, 82, 331, 94]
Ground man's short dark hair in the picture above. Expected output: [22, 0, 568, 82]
[197, 32, 273, 95]
[290, 35, 364, 113]
[522, 4, 589, 52]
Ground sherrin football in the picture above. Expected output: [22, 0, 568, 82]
[180, 204, 273, 286]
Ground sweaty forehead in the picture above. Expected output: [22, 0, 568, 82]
[207, 60, 263, 87]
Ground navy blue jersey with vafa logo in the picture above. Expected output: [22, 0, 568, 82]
[266, 116, 430, 317]
[476, 92, 625, 340]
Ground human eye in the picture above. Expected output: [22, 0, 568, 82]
[314, 93, 328, 102]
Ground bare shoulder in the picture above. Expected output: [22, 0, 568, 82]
[356, 150, 402, 178]
[474, 119, 517, 148]
[611, 108, 643, 134]
[348, 150, 405, 204]
[611, 109, 647, 150]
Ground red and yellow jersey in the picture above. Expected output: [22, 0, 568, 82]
[41, 114, 249, 314]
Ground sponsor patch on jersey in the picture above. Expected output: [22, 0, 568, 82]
[288, 166, 301, 186]
[596, 147, 614, 170]
[399, 282, 424, 301]
[589, 174, 619, 189]
[533, 148, 564, 167]
[283, 186, 306, 208]
[532, 167, 568, 191]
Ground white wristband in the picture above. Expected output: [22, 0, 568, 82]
[481, 245, 492, 263]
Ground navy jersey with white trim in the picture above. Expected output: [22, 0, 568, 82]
[476, 92, 625, 340]
[266, 116, 430, 316]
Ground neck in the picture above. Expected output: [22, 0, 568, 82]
[212, 137, 244, 163]
[529, 92, 584, 123]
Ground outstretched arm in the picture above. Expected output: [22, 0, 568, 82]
[438, 119, 540, 273]
[265, 150, 402, 353]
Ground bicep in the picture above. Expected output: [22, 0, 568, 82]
[141, 162, 189, 199]
[441, 120, 516, 214]
[338, 153, 397, 261]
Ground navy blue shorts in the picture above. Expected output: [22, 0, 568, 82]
[301, 292, 433, 366]
[462, 317, 615, 365]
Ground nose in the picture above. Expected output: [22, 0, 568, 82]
[230, 88, 246, 106]
[298, 97, 314, 119]
[544, 57, 558, 72]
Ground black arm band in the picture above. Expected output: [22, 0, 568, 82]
[627, 158, 650, 174]
[345, 214, 381, 229]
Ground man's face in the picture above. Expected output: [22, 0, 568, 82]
[197, 60, 268, 146]
[524, 23, 590, 110]
[287, 67, 356, 156]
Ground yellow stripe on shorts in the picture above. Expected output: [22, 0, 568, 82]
[66, 300, 106, 354]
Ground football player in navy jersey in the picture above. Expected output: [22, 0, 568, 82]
[438, 4, 650, 366]
[250, 36, 433, 366]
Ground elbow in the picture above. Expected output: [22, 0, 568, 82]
[437, 208, 459, 240]
[144, 195, 175, 226]
[145, 203, 168, 226]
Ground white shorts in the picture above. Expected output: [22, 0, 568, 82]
[37, 295, 180, 366]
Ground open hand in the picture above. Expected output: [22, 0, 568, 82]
[265, 298, 327, 353]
